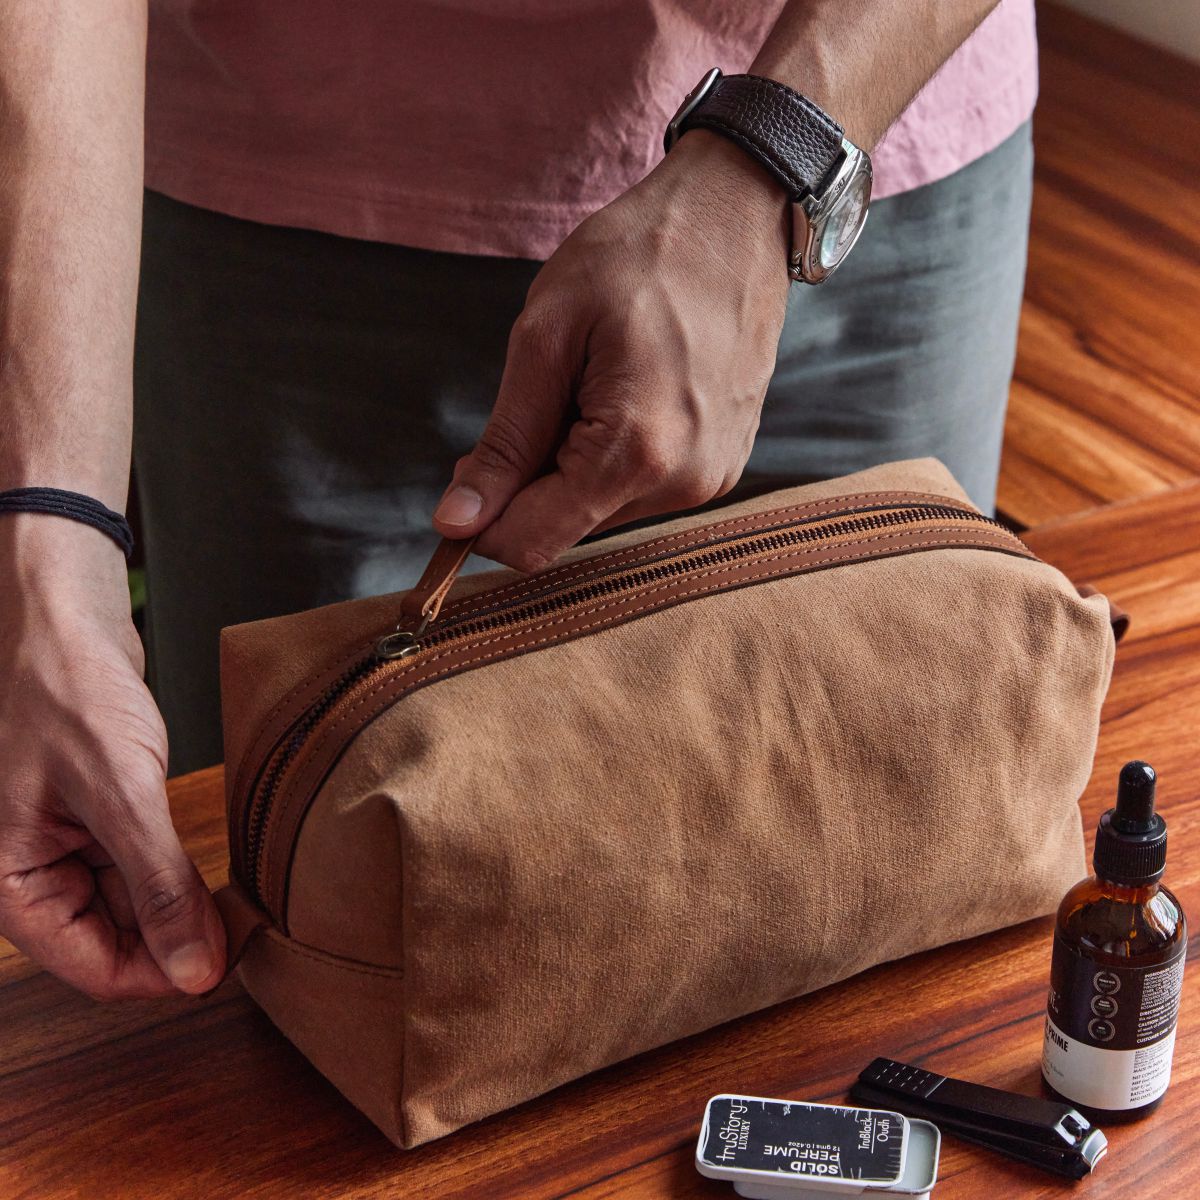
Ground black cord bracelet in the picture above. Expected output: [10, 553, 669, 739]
[0, 487, 135, 559]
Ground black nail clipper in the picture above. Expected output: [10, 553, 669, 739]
[850, 1058, 1107, 1180]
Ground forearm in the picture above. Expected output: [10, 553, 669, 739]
[753, 0, 999, 149]
[0, 0, 146, 512]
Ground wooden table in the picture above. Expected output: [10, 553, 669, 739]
[3, 486, 1198, 1199]
[995, 5, 1200, 529]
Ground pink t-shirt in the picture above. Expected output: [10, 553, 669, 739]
[144, 1, 1037, 260]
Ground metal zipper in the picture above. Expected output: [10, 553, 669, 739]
[374, 502, 994, 659]
[237, 499, 1023, 914]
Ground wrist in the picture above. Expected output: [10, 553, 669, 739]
[651, 129, 791, 284]
[658, 128, 789, 219]
[0, 407, 132, 518]
[750, 34, 861, 147]
[663, 70, 872, 286]
[0, 514, 132, 622]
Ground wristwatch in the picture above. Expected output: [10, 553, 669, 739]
[664, 68, 872, 284]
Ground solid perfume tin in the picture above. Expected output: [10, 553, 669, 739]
[696, 1094, 941, 1200]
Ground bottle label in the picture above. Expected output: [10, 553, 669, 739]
[1041, 931, 1186, 1111]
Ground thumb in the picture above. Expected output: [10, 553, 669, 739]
[92, 779, 226, 994]
[433, 305, 575, 539]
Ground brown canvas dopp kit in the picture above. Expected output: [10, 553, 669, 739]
[213, 458, 1121, 1148]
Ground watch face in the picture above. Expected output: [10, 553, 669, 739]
[791, 142, 873, 284]
[818, 167, 870, 271]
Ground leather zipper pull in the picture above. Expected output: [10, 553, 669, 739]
[210, 881, 270, 985]
[378, 535, 478, 659]
[400, 534, 478, 626]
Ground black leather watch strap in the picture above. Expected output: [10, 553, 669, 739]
[679, 73, 844, 201]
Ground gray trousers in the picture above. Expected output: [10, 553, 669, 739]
[134, 122, 1032, 772]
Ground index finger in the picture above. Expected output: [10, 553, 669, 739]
[471, 413, 633, 571]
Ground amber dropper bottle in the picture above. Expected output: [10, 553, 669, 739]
[1041, 761, 1187, 1122]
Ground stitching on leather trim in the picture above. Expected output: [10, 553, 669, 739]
[242, 490, 973, 804]
[436, 506, 998, 624]
[438, 501, 862, 610]
[409, 530, 1025, 664]
[268, 526, 1029, 888]
[402, 539, 477, 623]
[253, 643, 364, 737]
[246, 491, 982, 891]
[231, 638, 376, 819]
[260, 508, 988, 898]
[437, 491, 971, 615]
[246, 491, 970, 784]
[260, 926, 404, 978]
[236, 530, 481, 806]
[317, 528, 1026, 744]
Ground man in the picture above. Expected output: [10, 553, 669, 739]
[0, 2, 1035, 999]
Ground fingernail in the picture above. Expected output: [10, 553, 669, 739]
[434, 484, 483, 527]
[165, 942, 216, 991]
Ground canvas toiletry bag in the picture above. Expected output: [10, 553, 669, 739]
[213, 457, 1120, 1148]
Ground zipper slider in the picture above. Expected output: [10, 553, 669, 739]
[378, 535, 477, 660]
[377, 612, 431, 660]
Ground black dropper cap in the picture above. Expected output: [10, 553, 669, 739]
[1093, 761, 1168, 886]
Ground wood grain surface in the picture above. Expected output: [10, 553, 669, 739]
[995, 5, 1200, 528]
[4, 5, 1198, 1198]
[3, 489, 1198, 1200]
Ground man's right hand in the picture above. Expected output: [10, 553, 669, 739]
[0, 518, 225, 999]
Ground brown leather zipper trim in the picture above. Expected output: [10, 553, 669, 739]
[228, 488, 976, 837]
[255, 520, 1032, 927]
[228, 633, 383, 883]
[432, 488, 975, 618]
